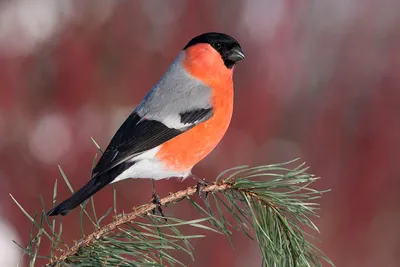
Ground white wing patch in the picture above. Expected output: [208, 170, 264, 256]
[161, 115, 192, 129]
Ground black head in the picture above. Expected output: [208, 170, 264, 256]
[183, 32, 245, 69]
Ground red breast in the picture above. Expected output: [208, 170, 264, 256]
[156, 44, 234, 171]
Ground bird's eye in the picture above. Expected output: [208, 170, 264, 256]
[215, 43, 222, 49]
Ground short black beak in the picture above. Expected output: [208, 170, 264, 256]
[227, 46, 245, 63]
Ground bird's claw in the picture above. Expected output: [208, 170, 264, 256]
[196, 179, 209, 199]
[151, 192, 166, 220]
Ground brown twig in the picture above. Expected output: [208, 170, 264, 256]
[48, 182, 233, 266]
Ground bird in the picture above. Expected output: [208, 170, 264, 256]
[47, 32, 245, 216]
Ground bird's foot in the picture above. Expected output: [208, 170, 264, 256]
[195, 179, 210, 199]
[151, 192, 166, 220]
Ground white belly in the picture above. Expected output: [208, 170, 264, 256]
[111, 146, 191, 183]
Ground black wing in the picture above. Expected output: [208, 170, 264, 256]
[180, 108, 213, 124]
[92, 108, 213, 178]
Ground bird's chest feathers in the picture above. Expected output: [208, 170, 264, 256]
[156, 84, 233, 171]
[155, 47, 235, 171]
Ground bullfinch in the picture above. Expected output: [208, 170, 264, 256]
[47, 32, 245, 216]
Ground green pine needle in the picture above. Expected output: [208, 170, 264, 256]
[11, 155, 334, 267]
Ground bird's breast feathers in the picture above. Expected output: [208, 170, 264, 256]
[148, 48, 234, 173]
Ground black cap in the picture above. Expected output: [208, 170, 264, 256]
[184, 32, 245, 68]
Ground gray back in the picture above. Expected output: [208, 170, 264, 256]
[136, 52, 212, 129]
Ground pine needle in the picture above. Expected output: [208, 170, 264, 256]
[11, 160, 334, 267]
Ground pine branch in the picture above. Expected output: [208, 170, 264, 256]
[54, 183, 231, 264]
[11, 159, 334, 267]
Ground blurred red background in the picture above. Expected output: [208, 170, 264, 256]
[1, 0, 400, 266]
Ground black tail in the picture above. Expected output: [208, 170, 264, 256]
[47, 174, 112, 216]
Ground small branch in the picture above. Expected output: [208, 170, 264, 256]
[49, 182, 233, 266]
[13, 160, 331, 266]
